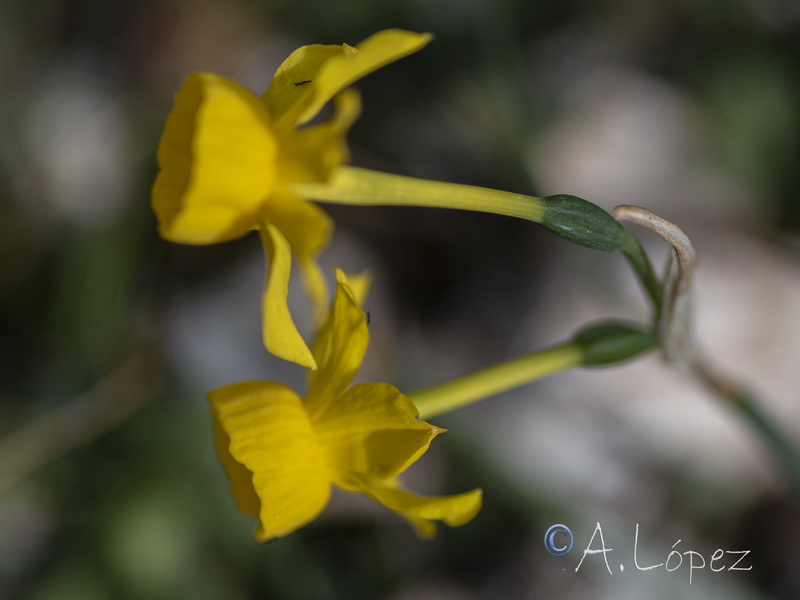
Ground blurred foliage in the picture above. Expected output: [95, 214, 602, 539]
[1, 0, 799, 598]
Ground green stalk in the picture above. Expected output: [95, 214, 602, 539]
[737, 395, 800, 491]
[693, 363, 800, 492]
[294, 166, 626, 252]
[410, 322, 656, 420]
[410, 343, 583, 420]
[620, 231, 663, 315]
[293, 165, 547, 221]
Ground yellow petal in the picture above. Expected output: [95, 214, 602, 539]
[363, 477, 435, 539]
[305, 269, 369, 405]
[315, 382, 442, 481]
[259, 223, 317, 369]
[267, 193, 333, 321]
[262, 44, 344, 122]
[208, 381, 331, 542]
[274, 89, 361, 185]
[298, 30, 431, 126]
[347, 472, 483, 532]
[212, 421, 261, 518]
[152, 72, 278, 244]
[342, 271, 371, 307]
[399, 512, 438, 540]
[264, 29, 432, 126]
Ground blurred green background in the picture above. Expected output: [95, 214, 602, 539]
[2, 0, 800, 598]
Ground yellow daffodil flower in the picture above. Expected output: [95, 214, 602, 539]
[152, 30, 432, 369]
[208, 269, 482, 542]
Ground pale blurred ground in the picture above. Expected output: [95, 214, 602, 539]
[1, 0, 799, 598]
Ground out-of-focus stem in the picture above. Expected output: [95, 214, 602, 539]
[0, 355, 160, 496]
[692, 361, 800, 492]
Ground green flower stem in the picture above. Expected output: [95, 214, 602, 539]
[294, 167, 626, 251]
[294, 166, 547, 221]
[410, 322, 656, 420]
[620, 231, 663, 315]
[693, 362, 800, 492]
[737, 394, 800, 492]
[410, 343, 582, 420]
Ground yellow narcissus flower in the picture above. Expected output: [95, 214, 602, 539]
[152, 30, 431, 369]
[209, 270, 482, 541]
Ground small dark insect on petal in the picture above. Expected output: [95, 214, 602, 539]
[293, 80, 312, 86]
[366, 310, 371, 326]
